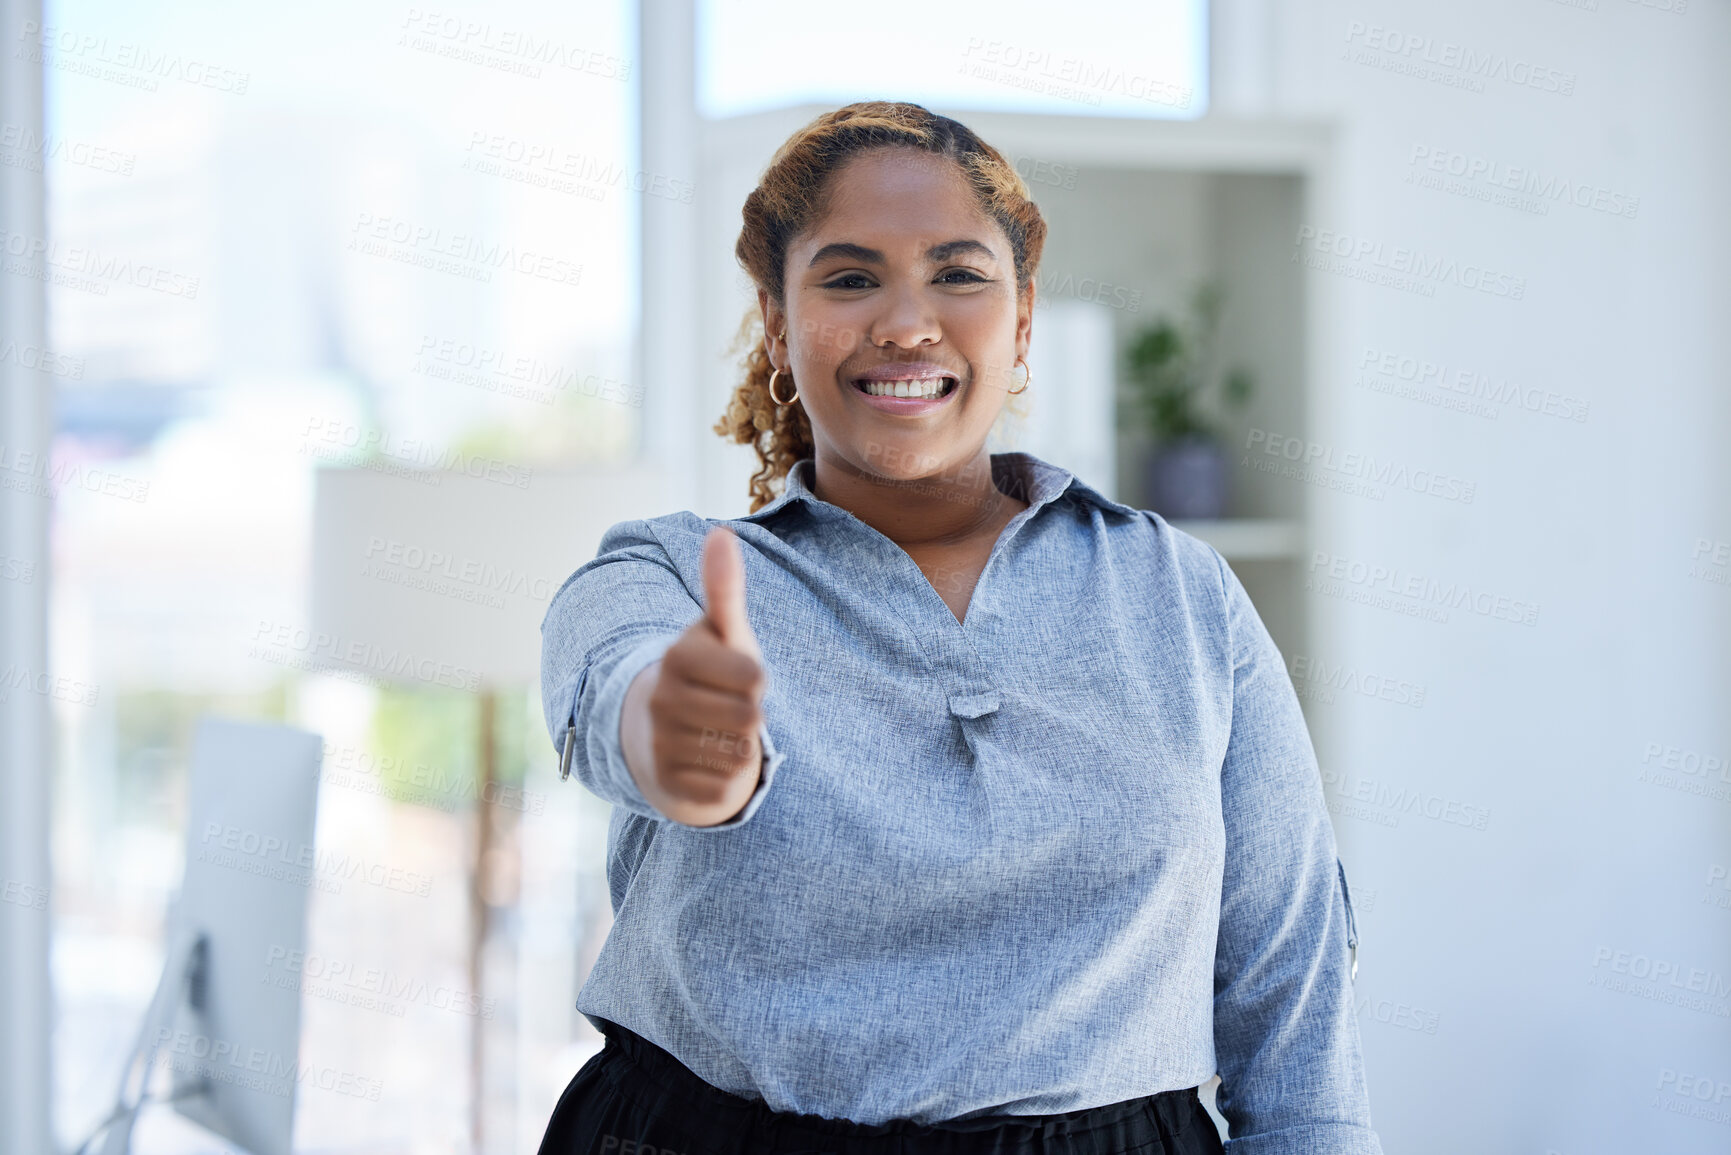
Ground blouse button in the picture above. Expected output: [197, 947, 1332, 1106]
[947, 692, 1001, 719]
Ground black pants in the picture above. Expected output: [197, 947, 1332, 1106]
[537, 1018, 1226, 1155]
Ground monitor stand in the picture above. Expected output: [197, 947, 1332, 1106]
[80, 920, 212, 1155]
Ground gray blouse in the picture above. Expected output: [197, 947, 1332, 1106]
[540, 451, 1381, 1152]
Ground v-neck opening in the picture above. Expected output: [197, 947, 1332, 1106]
[760, 453, 1068, 633]
[951, 489, 1038, 630]
[887, 457, 1044, 632]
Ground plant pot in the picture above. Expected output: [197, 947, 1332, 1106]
[1146, 435, 1229, 519]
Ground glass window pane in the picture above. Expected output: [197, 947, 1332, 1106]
[697, 0, 1208, 120]
[44, 1, 634, 1150]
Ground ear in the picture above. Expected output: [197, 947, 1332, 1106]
[757, 288, 786, 369]
[1014, 278, 1036, 363]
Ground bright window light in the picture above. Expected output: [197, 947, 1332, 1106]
[697, 0, 1209, 121]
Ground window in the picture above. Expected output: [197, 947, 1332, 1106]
[697, 0, 1209, 121]
[44, 1, 635, 1149]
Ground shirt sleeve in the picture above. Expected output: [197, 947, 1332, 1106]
[538, 516, 783, 832]
[1209, 548, 1384, 1155]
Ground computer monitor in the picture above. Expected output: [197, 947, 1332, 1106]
[92, 715, 323, 1155]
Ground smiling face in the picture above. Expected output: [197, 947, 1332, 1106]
[759, 147, 1034, 486]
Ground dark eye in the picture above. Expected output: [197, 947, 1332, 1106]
[822, 273, 874, 290]
[938, 269, 987, 284]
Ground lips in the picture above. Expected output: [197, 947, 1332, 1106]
[842, 359, 964, 413]
[852, 376, 958, 399]
[851, 358, 961, 394]
[848, 375, 961, 415]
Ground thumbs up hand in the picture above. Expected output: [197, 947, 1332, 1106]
[701, 523, 764, 667]
[619, 526, 769, 826]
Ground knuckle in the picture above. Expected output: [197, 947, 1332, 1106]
[649, 734, 676, 766]
[667, 767, 724, 803]
[685, 778, 725, 805]
[732, 653, 766, 691]
[646, 691, 678, 727]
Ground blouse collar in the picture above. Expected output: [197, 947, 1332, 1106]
[734, 451, 1142, 525]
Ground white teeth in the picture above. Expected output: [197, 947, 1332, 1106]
[862, 378, 948, 398]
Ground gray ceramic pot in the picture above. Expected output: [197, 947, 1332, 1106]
[1146, 435, 1228, 519]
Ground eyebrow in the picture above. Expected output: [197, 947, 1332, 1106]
[806, 239, 998, 268]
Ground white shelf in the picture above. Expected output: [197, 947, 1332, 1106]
[1166, 518, 1304, 561]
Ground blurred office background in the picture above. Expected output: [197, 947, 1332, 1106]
[1, 0, 1728, 1152]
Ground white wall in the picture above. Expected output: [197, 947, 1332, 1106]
[1215, 0, 1731, 1150]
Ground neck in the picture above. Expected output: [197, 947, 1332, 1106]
[809, 448, 1023, 548]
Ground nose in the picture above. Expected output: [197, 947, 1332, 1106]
[867, 279, 942, 351]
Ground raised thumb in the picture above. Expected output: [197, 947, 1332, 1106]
[702, 526, 759, 657]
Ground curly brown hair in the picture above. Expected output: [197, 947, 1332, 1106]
[711, 101, 1050, 513]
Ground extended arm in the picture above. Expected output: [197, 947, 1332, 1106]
[540, 519, 781, 831]
[1210, 550, 1383, 1155]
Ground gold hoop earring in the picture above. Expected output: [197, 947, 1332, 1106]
[1009, 356, 1031, 395]
[768, 367, 799, 405]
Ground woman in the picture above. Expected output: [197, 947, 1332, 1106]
[538, 102, 1382, 1155]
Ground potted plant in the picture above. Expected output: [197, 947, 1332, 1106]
[1120, 282, 1255, 520]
